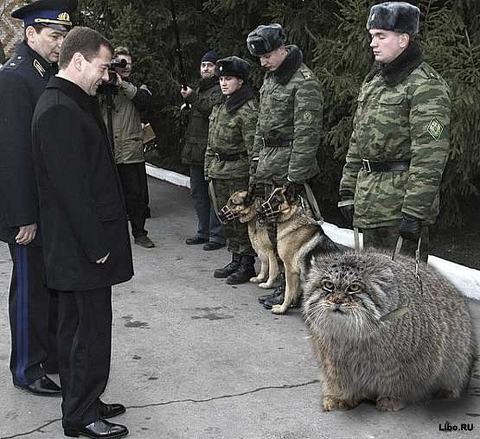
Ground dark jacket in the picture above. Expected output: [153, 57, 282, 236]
[0, 42, 57, 245]
[31, 77, 134, 291]
[181, 76, 222, 165]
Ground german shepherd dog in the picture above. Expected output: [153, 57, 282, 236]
[219, 190, 279, 289]
[257, 186, 339, 314]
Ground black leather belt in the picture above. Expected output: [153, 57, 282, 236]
[262, 137, 292, 148]
[361, 159, 410, 173]
[213, 151, 247, 161]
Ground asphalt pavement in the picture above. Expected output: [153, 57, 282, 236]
[1, 177, 479, 439]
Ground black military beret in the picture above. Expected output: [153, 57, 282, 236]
[246, 23, 286, 57]
[215, 56, 250, 80]
[12, 0, 78, 31]
[367, 2, 420, 36]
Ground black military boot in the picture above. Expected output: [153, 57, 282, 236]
[214, 253, 241, 278]
[258, 274, 285, 304]
[226, 255, 256, 285]
[262, 278, 286, 309]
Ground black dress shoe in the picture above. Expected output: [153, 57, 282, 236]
[203, 242, 225, 251]
[14, 375, 62, 397]
[185, 236, 208, 245]
[64, 419, 128, 438]
[98, 400, 126, 419]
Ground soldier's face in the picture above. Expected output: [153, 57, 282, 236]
[219, 76, 243, 96]
[27, 26, 67, 63]
[77, 45, 112, 96]
[369, 29, 409, 64]
[260, 46, 287, 71]
[200, 61, 215, 78]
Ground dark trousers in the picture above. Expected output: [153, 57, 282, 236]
[363, 225, 430, 262]
[190, 165, 224, 244]
[8, 244, 58, 385]
[117, 162, 149, 238]
[213, 178, 255, 256]
[57, 286, 112, 430]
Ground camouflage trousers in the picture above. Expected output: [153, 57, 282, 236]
[212, 178, 256, 257]
[363, 225, 429, 262]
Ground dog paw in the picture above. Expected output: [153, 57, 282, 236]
[271, 304, 288, 314]
[259, 281, 275, 289]
[376, 397, 405, 412]
[250, 277, 264, 284]
[322, 396, 358, 411]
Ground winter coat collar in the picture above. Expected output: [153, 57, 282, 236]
[47, 76, 98, 112]
[381, 41, 423, 86]
[198, 75, 218, 91]
[365, 41, 423, 86]
[224, 84, 255, 113]
[16, 41, 57, 73]
[268, 45, 303, 85]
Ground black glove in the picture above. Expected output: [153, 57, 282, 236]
[338, 190, 354, 225]
[399, 213, 422, 242]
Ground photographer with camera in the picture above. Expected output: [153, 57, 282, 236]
[100, 46, 155, 249]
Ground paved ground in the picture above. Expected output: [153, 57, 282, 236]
[1, 178, 479, 439]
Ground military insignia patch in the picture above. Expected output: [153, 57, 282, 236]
[33, 59, 45, 78]
[427, 117, 444, 141]
[304, 111, 313, 123]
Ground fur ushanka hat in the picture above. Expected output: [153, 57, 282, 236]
[366, 2, 420, 36]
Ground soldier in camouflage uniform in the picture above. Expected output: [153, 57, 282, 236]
[246, 24, 324, 308]
[339, 2, 451, 262]
[205, 56, 259, 284]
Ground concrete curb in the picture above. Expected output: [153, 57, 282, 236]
[146, 163, 480, 301]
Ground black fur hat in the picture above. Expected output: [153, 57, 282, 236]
[215, 56, 250, 80]
[367, 2, 420, 36]
[246, 24, 286, 56]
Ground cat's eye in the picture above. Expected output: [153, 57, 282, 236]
[347, 283, 362, 294]
[322, 280, 334, 292]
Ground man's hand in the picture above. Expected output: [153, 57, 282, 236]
[115, 73, 123, 85]
[15, 223, 37, 245]
[180, 86, 194, 99]
[399, 213, 422, 242]
[338, 190, 354, 225]
[96, 252, 110, 264]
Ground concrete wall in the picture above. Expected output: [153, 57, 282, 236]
[0, 0, 25, 59]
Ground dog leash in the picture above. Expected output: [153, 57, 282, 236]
[208, 180, 222, 221]
[353, 227, 362, 252]
[303, 182, 324, 224]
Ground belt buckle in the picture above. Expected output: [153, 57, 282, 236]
[362, 159, 371, 173]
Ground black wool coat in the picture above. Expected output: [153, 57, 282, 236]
[31, 77, 134, 291]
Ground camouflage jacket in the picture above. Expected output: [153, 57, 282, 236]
[181, 76, 222, 165]
[340, 43, 451, 228]
[252, 45, 323, 185]
[205, 85, 258, 180]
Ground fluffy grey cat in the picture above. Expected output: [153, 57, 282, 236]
[302, 250, 476, 412]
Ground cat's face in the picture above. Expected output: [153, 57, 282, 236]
[303, 252, 394, 337]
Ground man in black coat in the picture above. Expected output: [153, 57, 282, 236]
[32, 27, 133, 439]
[0, 0, 77, 396]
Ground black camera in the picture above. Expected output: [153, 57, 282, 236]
[105, 57, 127, 85]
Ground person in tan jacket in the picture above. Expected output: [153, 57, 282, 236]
[100, 46, 154, 248]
